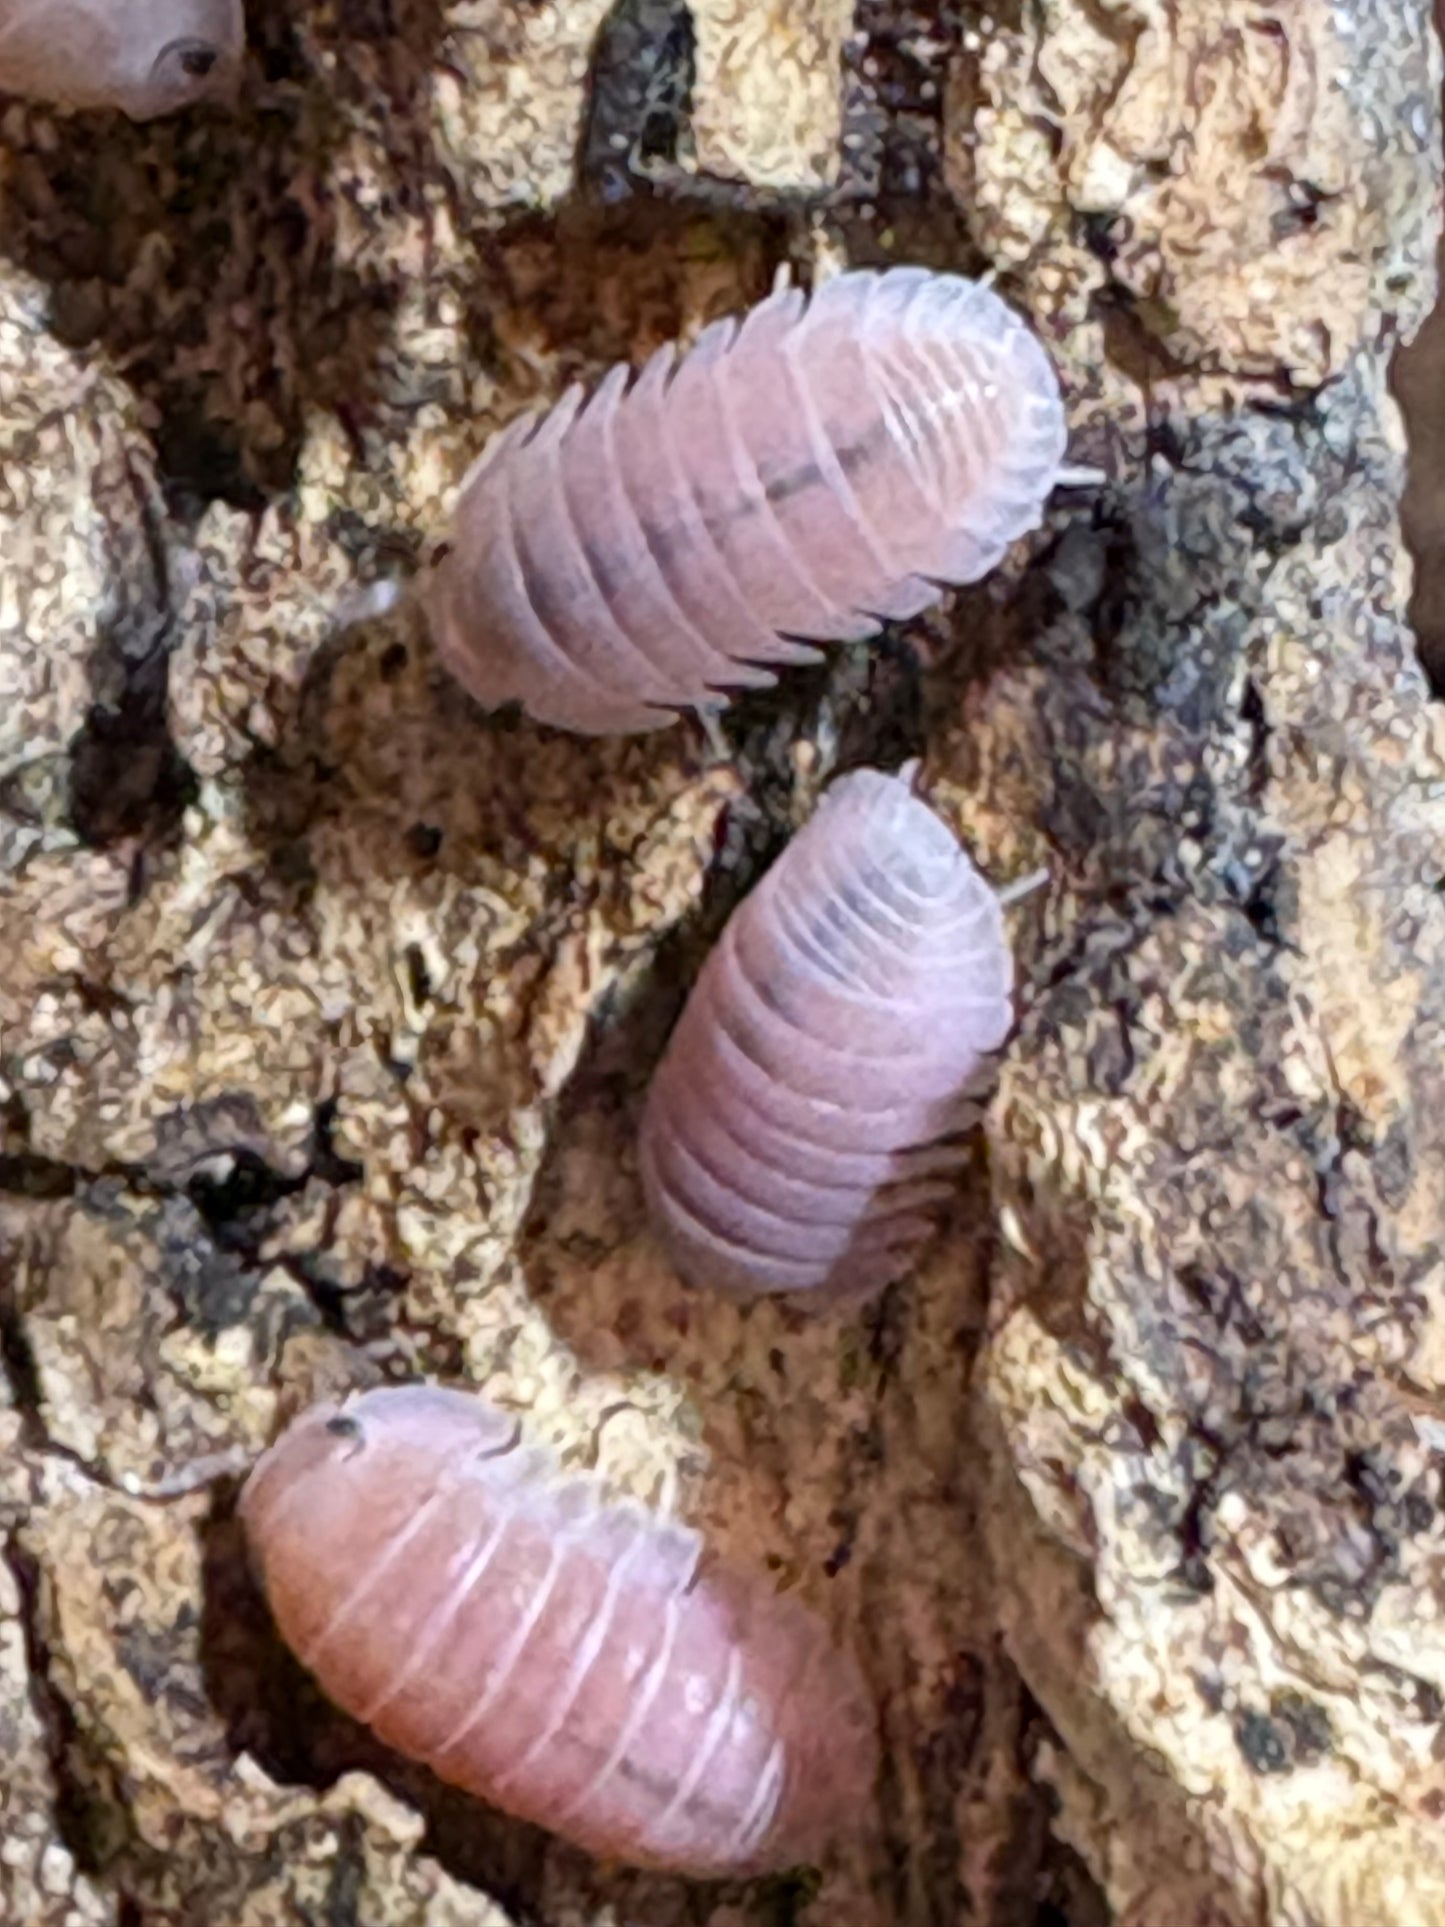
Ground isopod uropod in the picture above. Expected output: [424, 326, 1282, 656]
[639, 766, 1014, 1303]
[427, 267, 1068, 734]
[240, 1384, 878, 1877]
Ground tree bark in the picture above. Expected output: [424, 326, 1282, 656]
[0, 1, 1439, 1924]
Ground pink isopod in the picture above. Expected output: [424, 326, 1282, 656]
[639, 767, 1013, 1303]
[0, 0, 243, 118]
[426, 266, 1068, 734]
[240, 1384, 878, 1877]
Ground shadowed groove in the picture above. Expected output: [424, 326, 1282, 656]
[556, 1591, 682, 1828]
[563, 363, 749, 689]
[697, 322, 850, 641]
[519, 390, 680, 703]
[654, 332, 815, 668]
[619, 343, 786, 684]
[489, 1515, 648, 1796]
[353, 1501, 517, 1729]
[649, 1641, 745, 1846]
[300, 1491, 448, 1669]
[428, 1536, 571, 1771]
[727, 1738, 787, 1868]
[778, 296, 913, 602]
[650, 1125, 930, 1263]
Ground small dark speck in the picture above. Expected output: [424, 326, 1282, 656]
[379, 643, 410, 682]
[1405, 1490, 1435, 1535]
[405, 943, 433, 1006]
[180, 45, 218, 77]
[405, 822, 443, 859]
[1194, 1671, 1225, 1714]
[1234, 1709, 1291, 1773]
[1176, 1550, 1215, 1595]
[1272, 1689, 1332, 1763]
[325, 1414, 362, 1440]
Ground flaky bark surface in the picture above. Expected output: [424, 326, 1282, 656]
[950, 3, 1445, 1922]
[0, 2, 1438, 1925]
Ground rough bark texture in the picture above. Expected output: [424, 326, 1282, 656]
[1398, 0, 1445, 691]
[949, 3, 1445, 1923]
[0, 2, 1439, 1926]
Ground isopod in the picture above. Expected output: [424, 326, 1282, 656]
[426, 267, 1068, 734]
[240, 1384, 878, 1876]
[639, 767, 1013, 1302]
[0, 0, 243, 119]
